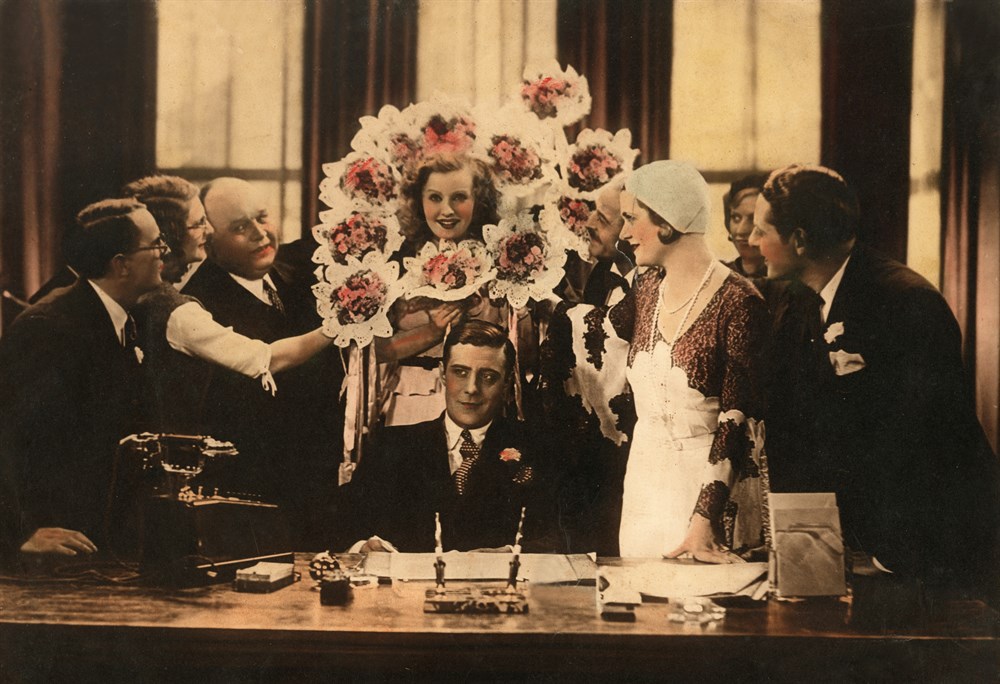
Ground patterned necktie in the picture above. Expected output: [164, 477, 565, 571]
[263, 278, 285, 315]
[453, 429, 481, 496]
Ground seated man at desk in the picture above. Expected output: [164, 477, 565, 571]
[345, 320, 554, 553]
[0, 199, 164, 565]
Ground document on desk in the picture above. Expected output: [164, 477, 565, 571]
[598, 561, 768, 600]
[361, 552, 597, 584]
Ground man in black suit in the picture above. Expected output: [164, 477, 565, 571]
[751, 164, 998, 589]
[0, 199, 166, 565]
[181, 177, 343, 548]
[346, 320, 552, 553]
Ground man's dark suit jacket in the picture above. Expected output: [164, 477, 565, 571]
[0, 281, 142, 563]
[180, 258, 344, 547]
[344, 415, 557, 553]
[765, 244, 998, 586]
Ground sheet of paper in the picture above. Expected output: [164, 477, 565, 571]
[361, 552, 595, 584]
[597, 560, 768, 600]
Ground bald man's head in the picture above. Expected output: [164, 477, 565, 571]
[201, 177, 278, 280]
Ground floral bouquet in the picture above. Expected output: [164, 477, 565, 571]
[402, 239, 496, 302]
[478, 106, 560, 208]
[485, 213, 567, 309]
[312, 206, 403, 266]
[563, 128, 638, 200]
[519, 61, 591, 126]
[539, 189, 595, 258]
[313, 254, 402, 347]
[320, 152, 401, 210]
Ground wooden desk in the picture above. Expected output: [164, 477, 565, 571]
[1, 555, 997, 681]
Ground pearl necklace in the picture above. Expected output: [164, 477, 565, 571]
[657, 260, 718, 347]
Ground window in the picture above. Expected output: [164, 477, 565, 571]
[156, 0, 305, 240]
[670, 0, 821, 259]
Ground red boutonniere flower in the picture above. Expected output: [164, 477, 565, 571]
[499, 448, 522, 463]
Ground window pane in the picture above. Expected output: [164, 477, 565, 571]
[671, 0, 820, 171]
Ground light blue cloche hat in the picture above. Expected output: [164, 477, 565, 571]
[624, 160, 711, 234]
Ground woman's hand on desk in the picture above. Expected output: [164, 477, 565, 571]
[20, 527, 97, 556]
[664, 516, 745, 565]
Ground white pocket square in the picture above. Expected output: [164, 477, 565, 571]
[829, 349, 865, 376]
[824, 321, 845, 345]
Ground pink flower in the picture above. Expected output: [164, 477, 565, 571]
[489, 135, 542, 184]
[568, 145, 622, 192]
[499, 448, 522, 463]
[341, 157, 397, 204]
[521, 77, 571, 119]
[496, 232, 546, 283]
[323, 214, 390, 265]
[557, 196, 594, 238]
[333, 271, 388, 324]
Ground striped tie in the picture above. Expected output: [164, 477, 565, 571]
[453, 429, 480, 496]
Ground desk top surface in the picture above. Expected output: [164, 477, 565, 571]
[1, 554, 997, 679]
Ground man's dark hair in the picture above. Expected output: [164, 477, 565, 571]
[443, 319, 516, 377]
[723, 173, 768, 231]
[70, 198, 147, 278]
[762, 165, 859, 256]
[122, 175, 198, 255]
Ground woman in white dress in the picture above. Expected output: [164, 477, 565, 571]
[616, 161, 769, 561]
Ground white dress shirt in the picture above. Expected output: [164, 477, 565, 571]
[818, 255, 851, 324]
[87, 280, 128, 345]
[229, 272, 279, 306]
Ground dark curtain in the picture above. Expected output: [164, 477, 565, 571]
[556, 0, 673, 166]
[941, 0, 1000, 453]
[820, 0, 915, 262]
[301, 0, 418, 233]
[0, 0, 157, 328]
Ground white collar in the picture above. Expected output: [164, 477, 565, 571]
[87, 279, 129, 344]
[444, 413, 491, 449]
[228, 272, 277, 306]
[818, 254, 851, 323]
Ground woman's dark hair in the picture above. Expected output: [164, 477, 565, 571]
[443, 319, 515, 378]
[400, 154, 500, 245]
[71, 198, 147, 278]
[723, 173, 768, 231]
[122, 175, 199, 255]
[762, 165, 859, 256]
[635, 198, 680, 245]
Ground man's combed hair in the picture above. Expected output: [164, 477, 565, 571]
[400, 154, 500, 246]
[71, 198, 147, 278]
[443, 319, 516, 377]
[762, 164, 859, 255]
[122, 175, 198, 253]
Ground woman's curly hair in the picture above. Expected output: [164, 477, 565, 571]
[399, 154, 500, 247]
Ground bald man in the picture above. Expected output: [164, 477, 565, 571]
[181, 178, 344, 549]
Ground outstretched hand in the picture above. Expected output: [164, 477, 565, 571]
[20, 527, 97, 556]
[664, 516, 745, 564]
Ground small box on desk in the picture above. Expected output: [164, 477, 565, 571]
[769, 492, 847, 598]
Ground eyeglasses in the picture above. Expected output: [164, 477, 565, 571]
[186, 216, 209, 231]
[122, 236, 170, 257]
